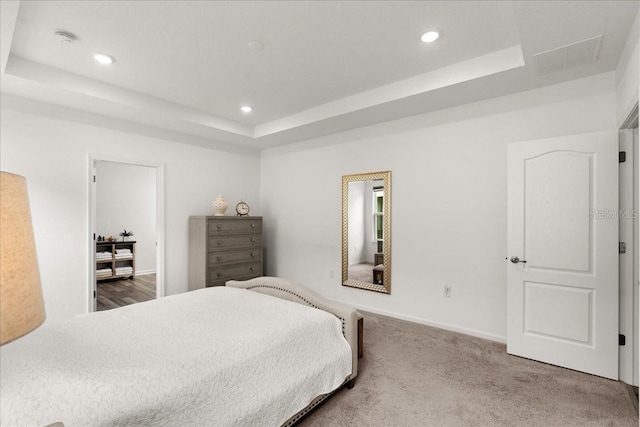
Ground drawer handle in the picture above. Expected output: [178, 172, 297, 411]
[250, 267, 255, 272]
[217, 240, 222, 245]
[250, 252, 255, 258]
[250, 238, 255, 243]
[217, 256, 222, 261]
[217, 224, 222, 229]
[251, 223, 255, 228]
[217, 272, 223, 277]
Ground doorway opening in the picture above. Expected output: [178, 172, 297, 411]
[89, 157, 165, 313]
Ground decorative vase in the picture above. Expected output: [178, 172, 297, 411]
[212, 193, 228, 216]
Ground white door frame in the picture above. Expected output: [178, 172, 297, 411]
[635, 125, 639, 387]
[88, 155, 165, 312]
[619, 102, 639, 386]
[619, 128, 634, 384]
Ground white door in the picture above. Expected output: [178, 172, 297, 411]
[507, 131, 619, 380]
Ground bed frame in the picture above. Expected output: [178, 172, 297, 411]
[226, 276, 358, 426]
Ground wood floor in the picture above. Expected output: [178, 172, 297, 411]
[97, 274, 156, 311]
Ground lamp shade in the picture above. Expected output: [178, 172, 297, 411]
[0, 172, 45, 345]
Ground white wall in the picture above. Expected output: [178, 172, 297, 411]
[260, 72, 618, 342]
[96, 161, 156, 274]
[616, 9, 639, 127]
[0, 102, 260, 320]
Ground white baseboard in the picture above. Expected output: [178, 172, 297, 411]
[332, 299, 507, 344]
[135, 270, 156, 276]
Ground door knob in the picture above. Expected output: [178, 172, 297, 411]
[509, 256, 527, 264]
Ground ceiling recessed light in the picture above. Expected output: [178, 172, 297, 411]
[241, 106, 253, 113]
[421, 30, 441, 43]
[94, 53, 116, 65]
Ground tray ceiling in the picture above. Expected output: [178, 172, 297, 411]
[1, 1, 638, 151]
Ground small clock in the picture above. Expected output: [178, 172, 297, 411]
[236, 201, 250, 216]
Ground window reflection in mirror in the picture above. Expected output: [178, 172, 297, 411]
[342, 171, 391, 294]
[373, 186, 384, 242]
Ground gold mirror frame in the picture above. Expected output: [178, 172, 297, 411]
[342, 171, 391, 294]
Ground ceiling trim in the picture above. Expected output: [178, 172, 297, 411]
[0, 92, 259, 157]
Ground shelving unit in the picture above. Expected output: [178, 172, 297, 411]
[96, 241, 136, 281]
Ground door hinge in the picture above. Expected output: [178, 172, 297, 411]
[93, 290, 97, 299]
[619, 242, 626, 254]
[619, 334, 626, 346]
[93, 175, 96, 183]
[619, 151, 626, 163]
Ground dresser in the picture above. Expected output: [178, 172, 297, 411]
[188, 216, 263, 290]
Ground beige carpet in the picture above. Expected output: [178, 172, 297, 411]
[348, 262, 375, 284]
[299, 311, 638, 427]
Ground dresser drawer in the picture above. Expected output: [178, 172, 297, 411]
[208, 272, 262, 287]
[208, 248, 261, 265]
[208, 219, 262, 235]
[208, 234, 261, 250]
[207, 262, 262, 285]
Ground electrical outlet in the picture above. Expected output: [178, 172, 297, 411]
[444, 284, 452, 298]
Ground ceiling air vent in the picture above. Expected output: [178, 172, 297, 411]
[533, 35, 603, 75]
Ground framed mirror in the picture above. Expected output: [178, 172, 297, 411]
[342, 171, 391, 294]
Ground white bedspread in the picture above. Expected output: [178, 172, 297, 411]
[0, 287, 352, 427]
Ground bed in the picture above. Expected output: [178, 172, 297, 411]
[0, 276, 358, 427]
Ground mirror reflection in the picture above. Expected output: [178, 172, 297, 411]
[342, 171, 391, 294]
